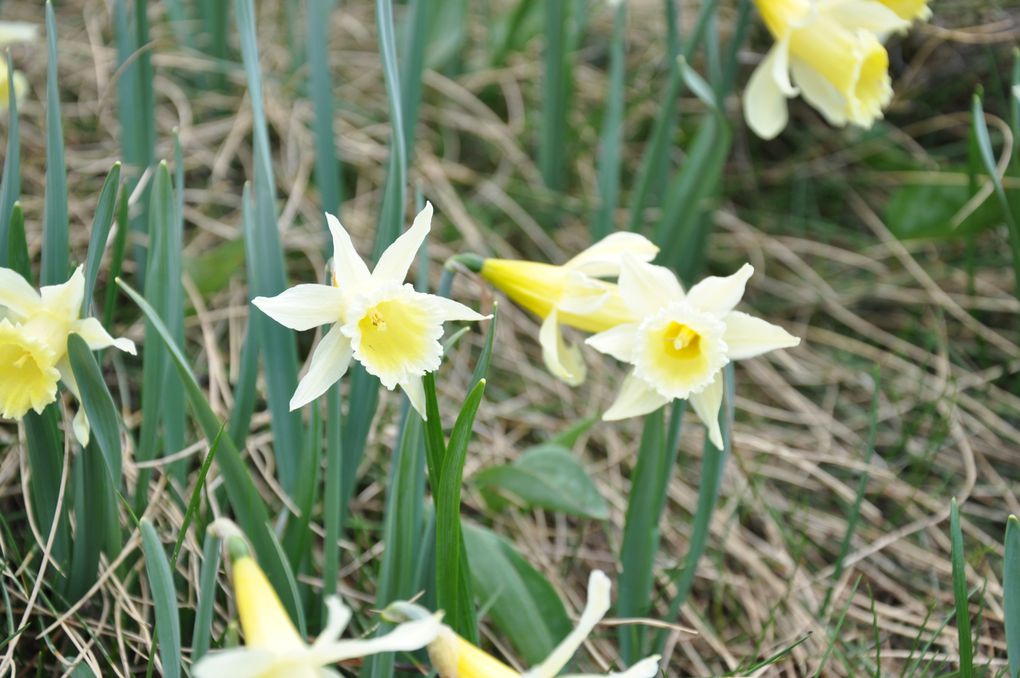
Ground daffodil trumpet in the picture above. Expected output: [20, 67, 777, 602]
[253, 202, 487, 417]
[585, 255, 800, 448]
[193, 520, 442, 678]
[385, 570, 661, 678]
[457, 232, 659, 386]
[743, 0, 911, 139]
[0, 266, 136, 444]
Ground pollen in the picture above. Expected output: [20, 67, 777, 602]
[664, 322, 702, 359]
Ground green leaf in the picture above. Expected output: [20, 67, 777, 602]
[474, 444, 609, 520]
[82, 163, 122, 316]
[0, 51, 21, 266]
[306, 0, 342, 217]
[67, 334, 123, 484]
[950, 497, 974, 678]
[191, 533, 221, 662]
[886, 182, 1001, 240]
[42, 1, 69, 286]
[1005, 516, 1020, 678]
[591, 1, 626, 240]
[540, 0, 571, 191]
[140, 519, 181, 678]
[463, 522, 572, 665]
[372, 0, 408, 257]
[7, 203, 30, 281]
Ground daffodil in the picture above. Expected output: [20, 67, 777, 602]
[0, 21, 36, 109]
[876, 0, 931, 22]
[253, 202, 487, 416]
[386, 570, 661, 678]
[470, 232, 658, 385]
[194, 520, 442, 678]
[585, 256, 800, 448]
[0, 266, 136, 444]
[743, 0, 910, 139]
[0, 56, 27, 109]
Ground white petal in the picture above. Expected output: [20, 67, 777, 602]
[539, 311, 586, 386]
[689, 375, 724, 449]
[326, 212, 371, 288]
[0, 267, 42, 318]
[73, 317, 136, 355]
[400, 376, 427, 419]
[39, 265, 85, 321]
[685, 263, 754, 316]
[308, 614, 442, 664]
[565, 232, 659, 277]
[0, 22, 39, 46]
[523, 571, 613, 678]
[602, 373, 670, 421]
[560, 655, 662, 678]
[428, 294, 488, 323]
[743, 41, 793, 140]
[618, 254, 683, 318]
[789, 59, 848, 126]
[723, 311, 800, 360]
[311, 597, 353, 650]
[585, 323, 638, 363]
[372, 201, 432, 283]
[57, 357, 80, 398]
[192, 648, 281, 678]
[252, 284, 346, 332]
[289, 325, 353, 410]
[823, 0, 910, 35]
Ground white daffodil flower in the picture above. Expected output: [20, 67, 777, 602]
[252, 202, 487, 417]
[0, 21, 38, 46]
[585, 256, 800, 448]
[0, 266, 136, 444]
[477, 232, 658, 385]
[743, 0, 910, 139]
[193, 521, 442, 678]
[386, 570, 661, 678]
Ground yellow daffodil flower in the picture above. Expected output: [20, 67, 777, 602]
[0, 266, 136, 444]
[253, 202, 487, 416]
[0, 21, 37, 109]
[876, 0, 931, 22]
[585, 256, 800, 448]
[194, 520, 442, 678]
[385, 570, 661, 678]
[0, 56, 27, 109]
[743, 0, 910, 139]
[472, 232, 658, 385]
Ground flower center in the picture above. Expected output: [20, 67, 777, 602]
[0, 324, 60, 419]
[355, 298, 432, 378]
[634, 310, 726, 399]
[664, 322, 702, 360]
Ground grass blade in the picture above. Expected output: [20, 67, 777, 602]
[140, 519, 181, 678]
[191, 532, 222, 662]
[592, 1, 626, 240]
[82, 163, 122, 316]
[950, 497, 974, 678]
[0, 51, 21, 265]
[42, 1, 68, 286]
[1005, 515, 1020, 678]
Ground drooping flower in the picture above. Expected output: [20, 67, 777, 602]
[467, 232, 658, 385]
[0, 266, 136, 444]
[253, 202, 487, 416]
[743, 0, 911, 139]
[193, 520, 442, 678]
[585, 256, 800, 448]
[385, 570, 661, 678]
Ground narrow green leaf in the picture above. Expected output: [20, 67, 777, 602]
[102, 190, 131, 329]
[82, 163, 122, 316]
[306, 0, 342, 218]
[540, 0, 570, 191]
[950, 498, 974, 678]
[1005, 515, 1020, 678]
[592, 1, 626, 240]
[67, 334, 122, 484]
[227, 318, 260, 449]
[117, 279, 305, 627]
[0, 51, 21, 265]
[463, 522, 572, 664]
[7, 203, 29, 281]
[321, 384, 344, 605]
[191, 533, 221, 661]
[140, 519, 181, 678]
[42, 1, 68, 286]
[475, 444, 609, 520]
[372, 0, 408, 256]
[67, 449, 103, 600]
[170, 427, 222, 569]
[469, 303, 498, 389]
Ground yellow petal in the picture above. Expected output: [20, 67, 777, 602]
[0, 319, 60, 419]
[429, 627, 521, 678]
[232, 556, 306, 651]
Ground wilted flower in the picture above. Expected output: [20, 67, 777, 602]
[193, 520, 442, 678]
[386, 570, 661, 678]
[0, 266, 136, 444]
[585, 256, 800, 448]
[743, 0, 910, 139]
[253, 202, 487, 416]
[469, 232, 658, 385]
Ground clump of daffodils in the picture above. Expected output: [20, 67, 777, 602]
[193, 520, 442, 678]
[586, 256, 799, 447]
[0, 266, 135, 444]
[385, 570, 661, 678]
[458, 232, 657, 385]
[743, 0, 926, 139]
[253, 202, 487, 416]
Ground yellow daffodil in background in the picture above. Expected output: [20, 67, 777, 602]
[0, 21, 37, 109]
[743, 0, 911, 139]
[585, 256, 800, 448]
[876, 0, 931, 22]
[194, 520, 442, 678]
[466, 232, 658, 385]
[253, 202, 487, 416]
[0, 266, 136, 444]
[385, 570, 661, 678]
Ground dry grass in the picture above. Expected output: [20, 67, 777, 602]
[1, 0, 1019, 675]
